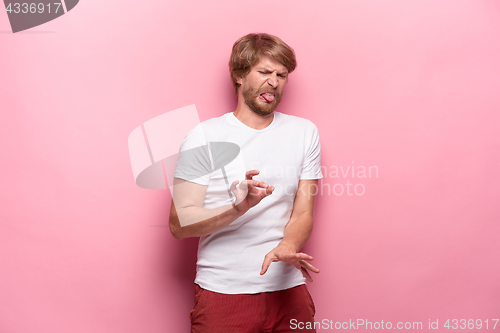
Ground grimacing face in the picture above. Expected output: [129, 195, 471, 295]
[238, 55, 288, 116]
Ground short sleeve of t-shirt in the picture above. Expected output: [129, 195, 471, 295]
[300, 122, 323, 180]
[174, 123, 213, 186]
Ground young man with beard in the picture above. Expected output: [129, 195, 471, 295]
[169, 33, 323, 332]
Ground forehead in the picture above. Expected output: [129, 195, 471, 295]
[252, 55, 288, 73]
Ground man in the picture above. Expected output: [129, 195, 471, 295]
[169, 33, 323, 332]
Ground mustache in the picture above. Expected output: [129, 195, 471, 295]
[257, 88, 279, 95]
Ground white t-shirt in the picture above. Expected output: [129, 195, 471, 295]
[174, 111, 323, 294]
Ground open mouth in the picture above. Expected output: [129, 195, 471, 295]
[259, 92, 276, 103]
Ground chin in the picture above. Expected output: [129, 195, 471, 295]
[247, 100, 279, 116]
[251, 107, 275, 116]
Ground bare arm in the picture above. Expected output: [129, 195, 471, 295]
[281, 179, 317, 252]
[260, 179, 320, 281]
[169, 170, 274, 240]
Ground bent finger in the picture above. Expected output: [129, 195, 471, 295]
[230, 180, 239, 191]
[299, 260, 320, 274]
[265, 186, 275, 195]
[252, 180, 269, 189]
[245, 170, 260, 180]
[279, 252, 301, 261]
[296, 252, 314, 261]
[260, 257, 272, 275]
[301, 267, 313, 282]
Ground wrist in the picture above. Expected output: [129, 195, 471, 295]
[231, 202, 246, 217]
[279, 241, 299, 253]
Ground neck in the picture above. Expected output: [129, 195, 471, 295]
[233, 99, 274, 130]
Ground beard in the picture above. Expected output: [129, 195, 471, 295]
[242, 85, 282, 116]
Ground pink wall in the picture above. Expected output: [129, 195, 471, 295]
[1, 0, 499, 331]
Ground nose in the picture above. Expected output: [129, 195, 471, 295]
[267, 73, 278, 88]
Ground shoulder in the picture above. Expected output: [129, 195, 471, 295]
[186, 113, 231, 137]
[275, 112, 319, 133]
[195, 113, 232, 133]
[200, 112, 231, 126]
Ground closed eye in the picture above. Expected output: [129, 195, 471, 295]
[258, 70, 287, 78]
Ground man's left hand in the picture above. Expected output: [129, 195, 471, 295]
[260, 243, 320, 282]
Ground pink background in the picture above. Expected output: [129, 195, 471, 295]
[1, 0, 499, 331]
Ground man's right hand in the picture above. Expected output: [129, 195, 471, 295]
[169, 170, 273, 239]
[230, 170, 274, 214]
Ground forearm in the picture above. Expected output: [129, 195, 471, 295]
[169, 172, 273, 239]
[169, 202, 244, 239]
[280, 212, 314, 252]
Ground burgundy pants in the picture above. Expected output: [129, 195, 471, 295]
[190, 283, 316, 333]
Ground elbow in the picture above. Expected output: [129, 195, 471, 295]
[171, 231, 185, 240]
[169, 218, 186, 240]
[171, 230, 186, 240]
[169, 204, 186, 240]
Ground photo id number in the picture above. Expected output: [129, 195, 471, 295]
[6, 3, 62, 14]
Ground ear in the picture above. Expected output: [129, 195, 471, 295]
[236, 76, 243, 85]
